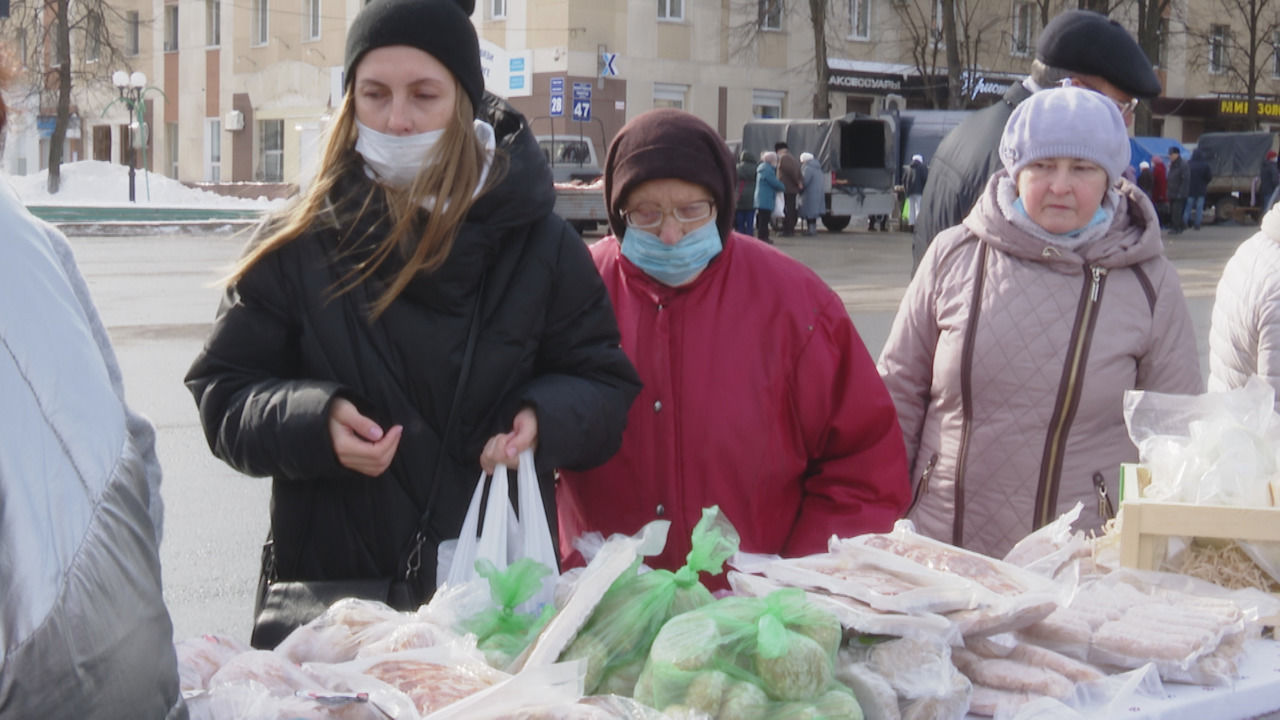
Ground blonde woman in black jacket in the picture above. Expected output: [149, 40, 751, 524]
[185, 0, 640, 647]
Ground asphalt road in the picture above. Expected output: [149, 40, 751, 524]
[68, 221, 1242, 642]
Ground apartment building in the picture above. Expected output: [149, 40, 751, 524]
[2, 0, 1276, 186]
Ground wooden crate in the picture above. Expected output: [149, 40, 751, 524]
[1117, 463, 1280, 571]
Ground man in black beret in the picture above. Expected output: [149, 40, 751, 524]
[910, 9, 1160, 273]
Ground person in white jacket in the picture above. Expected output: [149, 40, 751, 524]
[0, 60, 184, 716]
[1208, 206, 1280, 405]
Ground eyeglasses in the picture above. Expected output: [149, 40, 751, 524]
[622, 200, 715, 229]
[1060, 78, 1138, 117]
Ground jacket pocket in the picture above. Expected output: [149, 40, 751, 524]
[1093, 472, 1116, 522]
[906, 453, 939, 516]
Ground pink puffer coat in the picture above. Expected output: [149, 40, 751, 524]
[878, 172, 1203, 557]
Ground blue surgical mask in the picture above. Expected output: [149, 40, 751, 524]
[1012, 197, 1112, 237]
[621, 219, 723, 287]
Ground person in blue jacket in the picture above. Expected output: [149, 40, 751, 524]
[755, 150, 785, 244]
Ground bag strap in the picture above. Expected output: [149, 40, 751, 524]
[404, 273, 487, 581]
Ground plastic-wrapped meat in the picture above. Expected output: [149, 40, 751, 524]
[858, 536, 1026, 596]
[276, 598, 411, 664]
[950, 648, 1073, 699]
[364, 657, 500, 714]
[207, 649, 320, 696]
[967, 684, 1038, 717]
[176, 634, 251, 692]
[353, 620, 460, 658]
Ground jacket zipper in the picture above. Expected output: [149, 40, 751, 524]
[1035, 264, 1108, 529]
[953, 244, 990, 547]
[906, 453, 938, 516]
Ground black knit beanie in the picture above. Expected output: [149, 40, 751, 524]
[344, 0, 484, 116]
[605, 108, 736, 241]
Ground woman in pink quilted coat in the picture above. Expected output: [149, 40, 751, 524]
[878, 87, 1202, 558]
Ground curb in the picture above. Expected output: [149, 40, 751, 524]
[56, 220, 260, 237]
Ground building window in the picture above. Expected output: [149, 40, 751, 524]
[206, 0, 220, 46]
[490, 0, 506, 19]
[1011, 2, 1033, 56]
[849, 0, 869, 40]
[259, 119, 284, 181]
[252, 0, 269, 46]
[753, 89, 785, 118]
[306, 0, 321, 40]
[205, 118, 221, 182]
[163, 5, 179, 52]
[659, 0, 683, 21]
[125, 12, 139, 55]
[653, 82, 688, 110]
[85, 14, 102, 62]
[166, 122, 179, 177]
[760, 0, 782, 30]
[1210, 24, 1229, 74]
[1274, 30, 1280, 77]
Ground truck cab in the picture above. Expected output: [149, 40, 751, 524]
[537, 136, 603, 184]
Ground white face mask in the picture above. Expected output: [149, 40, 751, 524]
[353, 119, 498, 201]
[354, 120, 446, 189]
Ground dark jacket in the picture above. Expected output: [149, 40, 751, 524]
[777, 151, 803, 194]
[1167, 156, 1189, 199]
[1259, 160, 1279, 206]
[903, 160, 928, 196]
[1137, 167, 1154, 198]
[1187, 151, 1213, 197]
[912, 82, 1033, 272]
[736, 150, 757, 210]
[185, 95, 641, 610]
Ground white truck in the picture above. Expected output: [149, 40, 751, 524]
[540, 135, 608, 234]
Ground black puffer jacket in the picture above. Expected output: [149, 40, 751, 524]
[186, 94, 641, 604]
[911, 82, 1033, 273]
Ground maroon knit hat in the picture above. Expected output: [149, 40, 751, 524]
[605, 108, 736, 241]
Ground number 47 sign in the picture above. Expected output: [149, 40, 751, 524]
[572, 82, 592, 122]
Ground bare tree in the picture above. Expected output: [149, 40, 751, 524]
[1132, 0, 1172, 135]
[1, 0, 137, 192]
[728, 0, 839, 118]
[1184, 0, 1279, 130]
[893, 0, 997, 109]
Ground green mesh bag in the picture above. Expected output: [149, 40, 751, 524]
[636, 588, 862, 720]
[558, 506, 741, 695]
[461, 557, 555, 669]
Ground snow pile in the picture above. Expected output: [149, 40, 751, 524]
[10, 160, 287, 209]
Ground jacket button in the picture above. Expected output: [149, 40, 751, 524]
[654, 400, 663, 412]
[656, 504, 665, 516]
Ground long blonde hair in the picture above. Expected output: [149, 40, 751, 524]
[227, 78, 501, 319]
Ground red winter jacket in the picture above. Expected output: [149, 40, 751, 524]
[557, 232, 910, 579]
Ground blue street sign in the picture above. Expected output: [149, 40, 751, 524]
[571, 82, 592, 122]
[550, 93, 564, 117]
[550, 77, 565, 93]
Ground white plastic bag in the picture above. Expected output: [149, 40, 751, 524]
[772, 191, 785, 220]
[439, 450, 558, 611]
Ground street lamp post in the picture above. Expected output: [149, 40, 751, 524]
[111, 70, 147, 203]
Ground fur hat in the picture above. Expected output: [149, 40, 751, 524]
[604, 109, 736, 241]
[1037, 10, 1161, 99]
[344, 0, 483, 116]
[999, 87, 1131, 185]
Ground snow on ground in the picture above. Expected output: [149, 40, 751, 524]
[9, 160, 287, 209]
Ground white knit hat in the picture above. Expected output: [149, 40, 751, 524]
[998, 87, 1131, 185]
[799, 152, 815, 163]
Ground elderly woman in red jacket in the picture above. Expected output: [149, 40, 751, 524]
[557, 109, 910, 580]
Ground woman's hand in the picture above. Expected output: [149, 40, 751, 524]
[480, 407, 538, 473]
[328, 397, 402, 477]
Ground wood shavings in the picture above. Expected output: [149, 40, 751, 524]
[1162, 540, 1279, 593]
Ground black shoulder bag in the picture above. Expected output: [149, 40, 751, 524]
[250, 276, 486, 649]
